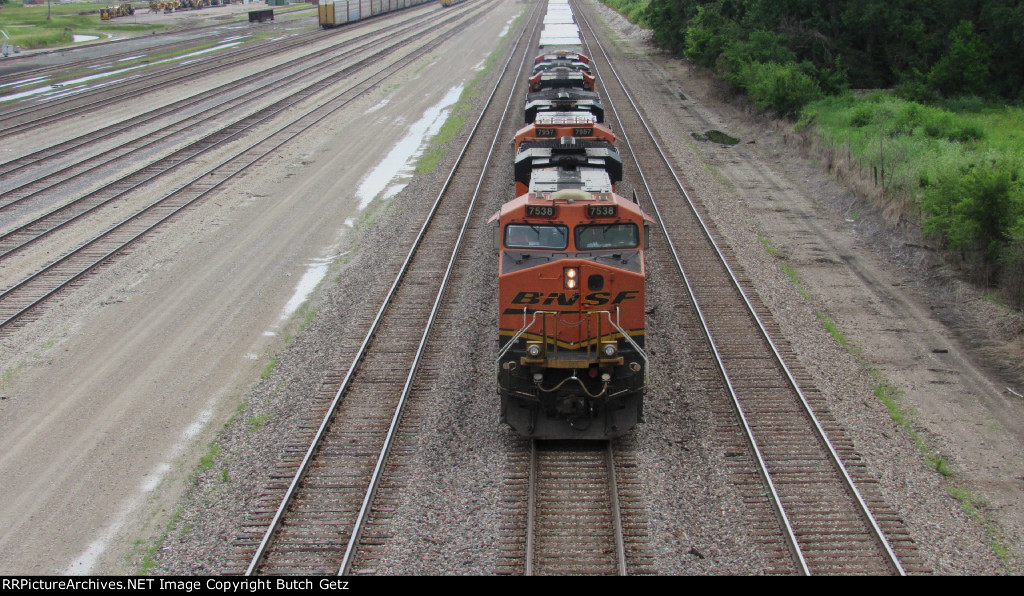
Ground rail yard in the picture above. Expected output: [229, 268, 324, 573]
[0, 0, 1020, 575]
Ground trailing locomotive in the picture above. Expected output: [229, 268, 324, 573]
[513, 111, 622, 197]
[494, 33, 651, 439]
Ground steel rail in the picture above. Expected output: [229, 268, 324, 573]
[0, 7, 317, 89]
[524, 440, 628, 576]
[606, 441, 628, 576]
[0, 12, 439, 184]
[0, 11, 475, 258]
[337, 7, 540, 574]
[0, 0, 498, 333]
[573, 0, 904, 576]
[244, 0, 536, 574]
[525, 440, 538, 577]
[0, 4, 437, 136]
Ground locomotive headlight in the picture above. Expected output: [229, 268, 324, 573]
[564, 267, 578, 289]
[526, 342, 543, 358]
[601, 342, 617, 358]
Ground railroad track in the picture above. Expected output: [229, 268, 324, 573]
[237, 0, 543, 576]
[573, 0, 927, 575]
[0, 7, 318, 90]
[0, 5, 429, 137]
[0, 9, 473, 255]
[0, 18, 426, 185]
[525, 441, 625, 575]
[0, 0, 495, 333]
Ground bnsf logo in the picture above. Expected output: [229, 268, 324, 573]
[511, 291, 640, 307]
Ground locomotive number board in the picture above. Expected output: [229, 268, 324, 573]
[587, 205, 617, 217]
[573, 128, 594, 136]
[526, 205, 557, 217]
[535, 128, 556, 137]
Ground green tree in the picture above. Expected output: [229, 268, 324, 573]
[928, 20, 991, 97]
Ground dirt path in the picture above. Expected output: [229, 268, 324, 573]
[585, 0, 1023, 571]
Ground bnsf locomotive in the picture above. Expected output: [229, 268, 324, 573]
[493, 46, 651, 439]
[493, 180, 650, 440]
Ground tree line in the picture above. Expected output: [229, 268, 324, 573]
[637, 0, 1022, 114]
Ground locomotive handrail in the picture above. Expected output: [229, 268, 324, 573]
[496, 308, 546, 364]
[496, 306, 647, 368]
[601, 307, 648, 364]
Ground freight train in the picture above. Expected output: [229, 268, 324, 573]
[494, 5, 650, 440]
[318, 0, 433, 28]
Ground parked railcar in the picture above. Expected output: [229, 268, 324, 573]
[319, 0, 432, 29]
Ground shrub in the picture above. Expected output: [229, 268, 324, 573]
[739, 61, 822, 118]
[921, 159, 1023, 265]
[1001, 218, 1024, 308]
[921, 110, 985, 143]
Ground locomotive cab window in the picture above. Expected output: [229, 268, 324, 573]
[505, 224, 569, 249]
[575, 223, 639, 250]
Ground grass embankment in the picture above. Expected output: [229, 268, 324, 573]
[801, 93, 1024, 307]
[0, 2, 164, 50]
[413, 12, 520, 175]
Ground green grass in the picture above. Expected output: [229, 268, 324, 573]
[693, 129, 741, 145]
[801, 92, 1024, 216]
[413, 15, 513, 175]
[137, 505, 183, 575]
[245, 413, 268, 433]
[0, 3, 163, 50]
[0, 367, 14, 391]
[946, 485, 1012, 562]
[199, 442, 220, 469]
[598, 0, 651, 27]
[815, 311, 854, 352]
[260, 355, 279, 379]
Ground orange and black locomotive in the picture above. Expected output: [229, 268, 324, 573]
[493, 181, 650, 439]
[495, 42, 650, 439]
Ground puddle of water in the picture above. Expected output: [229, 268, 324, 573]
[280, 256, 334, 320]
[354, 84, 464, 210]
[140, 463, 171, 493]
[0, 75, 49, 89]
[65, 407, 214, 574]
[499, 16, 516, 38]
[364, 97, 391, 114]
[0, 42, 243, 104]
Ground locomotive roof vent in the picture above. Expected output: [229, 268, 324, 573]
[550, 189, 592, 203]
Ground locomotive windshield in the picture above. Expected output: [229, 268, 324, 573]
[505, 223, 569, 249]
[575, 223, 639, 250]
